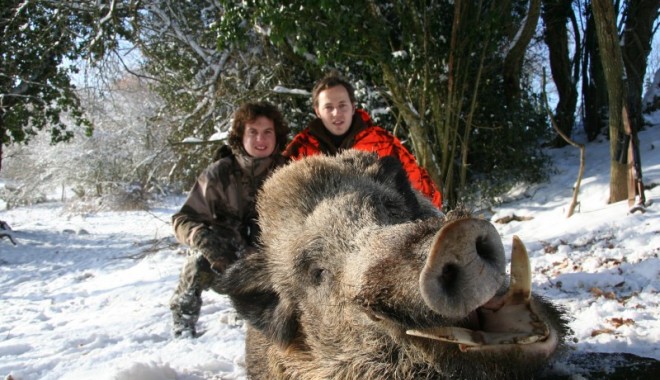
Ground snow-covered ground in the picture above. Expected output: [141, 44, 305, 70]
[1, 113, 659, 379]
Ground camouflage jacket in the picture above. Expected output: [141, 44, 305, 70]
[284, 109, 442, 209]
[172, 149, 288, 252]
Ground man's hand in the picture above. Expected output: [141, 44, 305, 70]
[209, 256, 233, 275]
[191, 228, 240, 274]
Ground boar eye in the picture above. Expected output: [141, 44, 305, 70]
[310, 266, 327, 286]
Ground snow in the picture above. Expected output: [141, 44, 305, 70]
[208, 131, 229, 142]
[392, 50, 408, 59]
[272, 85, 311, 96]
[2, 115, 660, 379]
[643, 68, 660, 110]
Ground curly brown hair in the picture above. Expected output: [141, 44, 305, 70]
[228, 101, 289, 154]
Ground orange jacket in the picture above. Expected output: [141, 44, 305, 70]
[284, 109, 442, 209]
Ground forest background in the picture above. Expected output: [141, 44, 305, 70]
[1, 0, 659, 213]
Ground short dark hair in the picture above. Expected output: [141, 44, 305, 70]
[228, 101, 289, 153]
[312, 71, 356, 107]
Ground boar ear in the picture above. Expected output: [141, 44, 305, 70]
[221, 253, 300, 348]
[375, 156, 422, 216]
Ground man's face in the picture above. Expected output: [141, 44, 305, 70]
[242, 116, 276, 158]
[314, 85, 355, 136]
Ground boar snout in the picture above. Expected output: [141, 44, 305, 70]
[420, 218, 506, 318]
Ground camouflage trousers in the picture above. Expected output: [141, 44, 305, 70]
[169, 249, 221, 337]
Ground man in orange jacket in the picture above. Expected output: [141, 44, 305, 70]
[284, 72, 443, 210]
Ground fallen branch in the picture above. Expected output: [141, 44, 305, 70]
[542, 70, 586, 218]
[0, 220, 11, 230]
[1, 232, 17, 245]
[494, 214, 534, 224]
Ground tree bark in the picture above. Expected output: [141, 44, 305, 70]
[503, 0, 542, 102]
[621, 0, 660, 132]
[582, 7, 609, 141]
[0, 117, 4, 173]
[542, 0, 579, 147]
[591, 0, 629, 203]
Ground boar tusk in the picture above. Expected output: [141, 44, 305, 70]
[407, 324, 546, 347]
[470, 235, 533, 311]
[508, 235, 532, 303]
[407, 326, 485, 345]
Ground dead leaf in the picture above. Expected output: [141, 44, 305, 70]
[604, 292, 617, 300]
[494, 214, 534, 224]
[609, 318, 634, 328]
[591, 328, 615, 337]
[604, 259, 622, 267]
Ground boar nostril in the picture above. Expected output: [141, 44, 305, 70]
[439, 263, 459, 290]
[475, 236, 498, 265]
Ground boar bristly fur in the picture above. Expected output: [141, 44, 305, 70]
[222, 150, 567, 380]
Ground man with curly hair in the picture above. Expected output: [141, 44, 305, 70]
[169, 101, 289, 338]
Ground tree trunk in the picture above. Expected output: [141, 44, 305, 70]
[621, 0, 660, 132]
[582, 5, 609, 141]
[503, 0, 542, 103]
[440, 0, 470, 208]
[0, 117, 4, 173]
[591, 0, 629, 203]
[542, 0, 579, 147]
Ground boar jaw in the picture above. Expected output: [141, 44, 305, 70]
[408, 236, 558, 358]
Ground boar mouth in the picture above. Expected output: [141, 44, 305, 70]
[407, 236, 558, 357]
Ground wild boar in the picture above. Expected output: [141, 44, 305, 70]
[221, 150, 567, 379]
